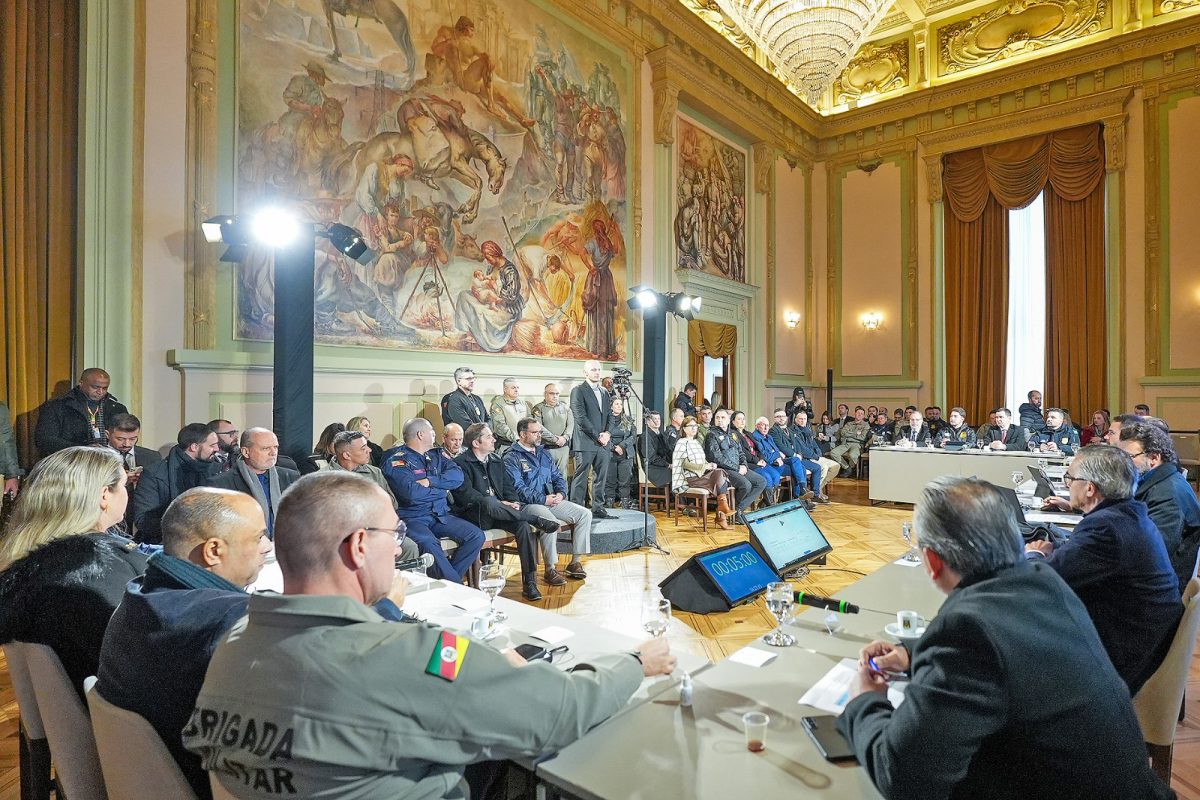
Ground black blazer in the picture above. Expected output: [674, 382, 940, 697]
[207, 464, 300, 497]
[570, 382, 610, 453]
[452, 452, 514, 530]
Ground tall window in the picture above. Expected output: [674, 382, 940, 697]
[1005, 191, 1046, 415]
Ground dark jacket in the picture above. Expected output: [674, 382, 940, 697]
[452, 451, 516, 529]
[789, 424, 823, 461]
[704, 427, 744, 471]
[606, 413, 637, 460]
[382, 445, 463, 521]
[132, 447, 221, 543]
[440, 389, 489, 429]
[672, 392, 697, 417]
[768, 423, 800, 458]
[640, 429, 672, 487]
[1029, 425, 1080, 455]
[730, 428, 762, 465]
[838, 561, 1172, 800]
[981, 424, 1028, 451]
[206, 464, 301, 498]
[503, 443, 567, 506]
[784, 397, 814, 421]
[0, 533, 148, 700]
[1035, 498, 1181, 695]
[937, 424, 977, 448]
[892, 424, 932, 447]
[129, 445, 164, 468]
[34, 388, 129, 456]
[1018, 402, 1047, 434]
[570, 381, 611, 453]
[1136, 461, 1200, 591]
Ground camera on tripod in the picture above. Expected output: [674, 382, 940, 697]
[611, 366, 634, 399]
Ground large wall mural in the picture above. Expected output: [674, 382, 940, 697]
[673, 116, 746, 283]
[235, 0, 630, 361]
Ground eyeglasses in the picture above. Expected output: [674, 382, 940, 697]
[1125, 448, 1146, 458]
[1061, 473, 1081, 486]
[342, 523, 408, 544]
[215, 429, 239, 436]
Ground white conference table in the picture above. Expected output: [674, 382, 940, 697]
[869, 446, 1071, 504]
[536, 561, 946, 800]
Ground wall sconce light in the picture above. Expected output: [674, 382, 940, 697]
[784, 311, 801, 329]
[861, 312, 883, 331]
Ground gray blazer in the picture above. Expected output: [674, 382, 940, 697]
[570, 382, 610, 453]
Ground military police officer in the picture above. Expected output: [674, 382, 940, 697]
[1029, 408, 1081, 455]
[382, 417, 484, 583]
[829, 407, 872, 475]
[937, 407, 978, 448]
[704, 409, 766, 521]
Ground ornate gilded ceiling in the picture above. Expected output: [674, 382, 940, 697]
[678, 0, 1198, 113]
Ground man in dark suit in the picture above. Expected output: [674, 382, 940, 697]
[208, 427, 300, 538]
[453, 423, 560, 600]
[105, 413, 163, 472]
[440, 367, 490, 430]
[34, 367, 129, 456]
[1026, 445, 1180, 695]
[982, 407, 1029, 451]
[1119, 420, 1200, 590]
[840, 476, 1172, 800]
[569, 360, 612, 518]
[133, 423, 222, 543]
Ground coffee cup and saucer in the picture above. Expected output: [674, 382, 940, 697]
[884, 610, 927, 641]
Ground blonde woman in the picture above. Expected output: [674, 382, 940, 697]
[671, 416, 734, 529]
[0, 446, 148, 697]
[347, 416, 384, 467]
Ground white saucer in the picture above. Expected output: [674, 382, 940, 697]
[885, 622, 926, 639]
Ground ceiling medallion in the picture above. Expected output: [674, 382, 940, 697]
[712, 0, 893, 105]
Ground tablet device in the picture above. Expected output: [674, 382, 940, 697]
[802, 715, 857, 762]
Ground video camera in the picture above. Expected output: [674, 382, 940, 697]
[611, 366, 634, 399]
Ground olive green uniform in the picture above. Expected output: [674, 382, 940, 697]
[183, 593, 643, 800]
[829, 419, 871, 471]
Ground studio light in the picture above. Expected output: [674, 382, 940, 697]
[325, 223, 373, 265]
[251, 207, 301, 248]
[666, 292, 702, 321]
[201, 215, 239, 244]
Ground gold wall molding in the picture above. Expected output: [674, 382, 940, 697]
[834, 41, 911, 105]
[676, 0, 757, 58]
[752, 142, 776, 194]
[1158, 0, 1200, 15]
[924, 155, 945, 202]
[184, 0, 217, 350]
[1103, 112, 1128, 170]
[652, 76, 680, 145]
[938, 0, 1112, 77]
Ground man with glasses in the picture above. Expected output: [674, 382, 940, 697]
[329, 432, 419, 562]
[1118, 420, 1200, 591]
[184, 471, 675, 799]
[1025, 446, 1180, 694]
[440, 367, 490, 430]
[383, 417, 484, 584]
[208, 418, 241, 469]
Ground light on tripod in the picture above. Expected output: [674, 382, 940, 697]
[251, 207, 301, 248]
[666, 292, 702, 321]
[628, 285, 659, 310]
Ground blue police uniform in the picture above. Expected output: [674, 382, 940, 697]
[381, 444, 484, 583]
[503, 443, 568, 505]
[1028, 425, 1080, 455]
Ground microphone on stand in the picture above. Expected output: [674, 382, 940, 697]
[793, 592, 860, 614]
[395, 553, 436, 572]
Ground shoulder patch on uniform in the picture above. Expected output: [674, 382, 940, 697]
[426, 630, 469, 681]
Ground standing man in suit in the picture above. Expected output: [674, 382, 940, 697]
[569, 360, 612, 518]
[440, 367, 489, 430]
[208, 428, 300, 539]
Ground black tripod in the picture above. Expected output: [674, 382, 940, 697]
[616, 381, 669, 555]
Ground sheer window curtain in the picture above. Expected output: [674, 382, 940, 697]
[1005, 192, 1046, 415]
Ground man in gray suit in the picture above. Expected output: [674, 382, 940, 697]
[569, 360, 612, 518]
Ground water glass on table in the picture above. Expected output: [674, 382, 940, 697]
[641, 597, 671, 639]
[901, 521, 921, 563]
[762, 582, 796, 646]
[479, 561, 508, 622]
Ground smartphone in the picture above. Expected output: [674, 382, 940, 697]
[801, 715, 857, 763]
[513, 643, 567, 663]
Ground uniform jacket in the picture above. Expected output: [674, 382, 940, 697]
[704, 427, 745, 471]
[382, 445, 464, 521]
[440, 389, 489, 429]
[981, 424, 1028, 451]
[838, 561, 1172, 800]
[1136, 461, 1200, 591]
[133, 447, 222, 543]
[502, 443, 567, 506]
[1029, 425, 1080, 455]
[531, 401, 574, 448]
[184, 593, 644, 800]
[789, 424, 823, 461]
[836, 420, 872, 446]
[1036, 497, 1180, 694]
[488, 396, 530, 445]
[327, 460, 398, 508]
[926, 418, 948, 438]
[34, 388, 129, 456]
[0, 533, 148, 700]
[892, 424, 932, 447]
[452, 451, 517, 529]
[937, 424, 977, 448]
[1018, 402, 1047, 434]
[606, 413, 637, 459]
[569, 381, 610, 453]
[672, 392, 697, 417]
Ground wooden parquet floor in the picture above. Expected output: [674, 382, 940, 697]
[0, 478, 1197, 798]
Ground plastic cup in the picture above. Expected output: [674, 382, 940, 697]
[742, 711, 769, 752]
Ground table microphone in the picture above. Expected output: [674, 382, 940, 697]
[395, 553, 435, 572]
[793, 592, 860, 614]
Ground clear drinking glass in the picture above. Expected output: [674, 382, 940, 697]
[762, 582, 796, 646]
[1011, 470, 1025, 489]
[479, 562, 507, 622]
[901, 521, 921, 563]
[641, 598, 672, 639]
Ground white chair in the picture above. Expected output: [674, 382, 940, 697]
[84, 677, 199, 799]
[18, 642, 107, 800]
[3, 642, 53, 800]
[1133, 577, 1200, 782]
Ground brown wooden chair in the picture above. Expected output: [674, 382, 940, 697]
[673, 486, 735, 531]
[495, 522, 575, 570]
[639, 482, 670, 511]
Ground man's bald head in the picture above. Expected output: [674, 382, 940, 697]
[161, 487, 270, 588]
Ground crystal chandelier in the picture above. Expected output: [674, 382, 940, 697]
[712, 0, 892, 106]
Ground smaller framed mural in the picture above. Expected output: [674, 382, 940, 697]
[673, 115, 747, 283]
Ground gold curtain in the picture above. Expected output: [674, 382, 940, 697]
[687, 320, 738, 407]
[0, 0, 79, 468]
[942, 124, 1106, 424]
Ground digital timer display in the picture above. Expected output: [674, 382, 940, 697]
[695, 542, 779, 605]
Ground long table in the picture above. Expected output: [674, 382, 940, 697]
[869, 446, 1070, 504]
[536, 561, 945, 799]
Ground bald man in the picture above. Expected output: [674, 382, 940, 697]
[441, 422, 465, 460]
[208, 427, 300, 537]
[185, 471, 675, 798]
[569, 360, 613, 517]
[34, 367, 130, 455]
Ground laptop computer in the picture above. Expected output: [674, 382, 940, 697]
[1028, 466, 1068, 499]
[994, 484, 1082, 530]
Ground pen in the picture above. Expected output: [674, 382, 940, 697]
[867, 657, 907, 681]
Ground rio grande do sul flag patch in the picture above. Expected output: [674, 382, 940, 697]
[426, 630, 469, 681]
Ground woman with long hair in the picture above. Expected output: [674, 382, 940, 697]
[0, 446, 149, 696]
[1081, 409, 1110, 447]
[671, 416, 733, 529]
[604, 397, 639, 508]
[308, 422, 347, 472]
[347, 416, 384, 467]
[784, 387, 813, 421]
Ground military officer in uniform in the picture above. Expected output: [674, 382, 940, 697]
[382, 417, 483, 583]
[488, 377, 530, 450]
[705, 409, 766, 521]
[184, 471, 675, 800]
[829, 406, 872, 475]
[936, 407, 978, 448]
[531, 383, 574, 475]
[441, 367, 490, 430]
[1028, 408, 1081, 455]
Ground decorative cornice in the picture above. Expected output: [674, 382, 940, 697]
[652, 76, 680, 145]
[752, 142, 775, 194]
[834, 40, 911, 105]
